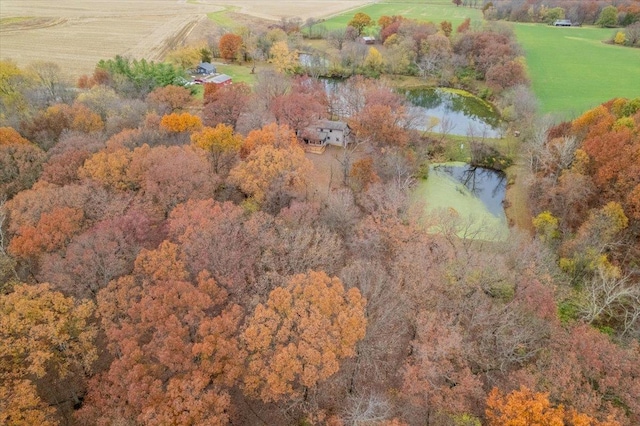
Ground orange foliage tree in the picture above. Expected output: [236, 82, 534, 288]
[486, 386, 621, 426]
[219, 33, 243, 62]
[240, 122, 300, 157]
[242, 270, 367, 402]
[159, 112, 203, 133]
[78, 241, 244, 425]
[8, 206, 84, 260]
[0, 127, 30, 145]
[229, 142, 312, 204]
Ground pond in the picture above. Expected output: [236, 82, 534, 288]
[321, 80, 502, 138]
[404, 88, 502, 138]
[413, 162, 509, 241]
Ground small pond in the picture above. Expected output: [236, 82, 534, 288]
[414, 162, 509, 240]
[404, 88, 502, 138]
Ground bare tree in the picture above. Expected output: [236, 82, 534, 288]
[579, 266, 640, 337]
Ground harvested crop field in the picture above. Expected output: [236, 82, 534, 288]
[0, 0, 373, 78]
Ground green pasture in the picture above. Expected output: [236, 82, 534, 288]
[319, 0, 483, 31]
[513, 24, 640, 119]
[215, 63, 258, 85]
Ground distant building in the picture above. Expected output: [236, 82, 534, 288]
[209, 74, 232, 86]
[553, 19, 572, 26]
[360, 36, 376, 44]
[196, 62, 216, 74]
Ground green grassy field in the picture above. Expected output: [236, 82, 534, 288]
[320, 0, 483, 31]
[513, 24, 640, 119]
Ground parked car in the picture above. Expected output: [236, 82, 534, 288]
[554, 19, 572, 26]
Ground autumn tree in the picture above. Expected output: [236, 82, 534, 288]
[202, 82, 252, 129]
[348, 12, 374, 36]
[159, 111, 203, 133]
[0, 139, 46, 199]
[39, 209, 164, 300]
[191, 124, 243, 174]
[146, 84, 192, 114]
[486, 386, 565, 426]
[8, 206, 84, 260]
[168, 199, 264, 296]
[240, 121, 300, 157]
[165, 44, 203, 69]
[0, 283, 96, 423]
[270, 41, 298, 74]
[403, 312, 485, 424]
[229, 140, 312, 206]
[0, 126, 30, 145]
[242, 270, 367, 403]
[78, 241, 244, 425]
[271, 88, 327, 136]
[219, 33, 244, 62]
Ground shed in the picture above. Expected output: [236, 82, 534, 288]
[196, 62, 216, 75]
[209, 74, 232, 86]
[360, 36, 376, 44]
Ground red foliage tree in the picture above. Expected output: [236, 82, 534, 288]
[203, 82, 252, 129]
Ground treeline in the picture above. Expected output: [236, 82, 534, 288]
[1, 57, 640, 425]
[485, 0, 640, 27]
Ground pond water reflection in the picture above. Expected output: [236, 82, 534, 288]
[405, 88, 502, 138]
[414, 162, 509, 240]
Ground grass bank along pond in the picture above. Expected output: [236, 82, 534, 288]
[414, 162, 510, 241]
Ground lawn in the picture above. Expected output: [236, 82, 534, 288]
[513, 24, 640, 119]
[319, 0, 483, 31]
[215, 63, 259, 85]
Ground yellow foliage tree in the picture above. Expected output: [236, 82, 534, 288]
[242, 270, 367, 402]
[533, 211, 560, 243]
[614, 31, 626, 45]
[0, 283, 96, 424]
[270, 41, 298, 74]
[364, 47, 385, 74]
[191, 124, 243, 173]
[79, 148, 136, 190]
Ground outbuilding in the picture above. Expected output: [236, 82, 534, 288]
[196, 62, 216, 75]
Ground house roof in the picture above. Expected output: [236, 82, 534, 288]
[210, 74, 232, 84]
[316, 120, 349, 131]
[197, 62, 215, 72]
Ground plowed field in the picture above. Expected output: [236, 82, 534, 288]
[0, 0, 372, 77]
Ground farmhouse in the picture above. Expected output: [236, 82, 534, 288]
[196, 62, 216, 74]
[302, 120, 351, 153]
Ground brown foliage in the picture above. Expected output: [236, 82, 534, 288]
[145, 84, 192, 114]
[79, 241, 243, 425]
[202, 82, 252, 129]
[0, 142, 46, 199]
